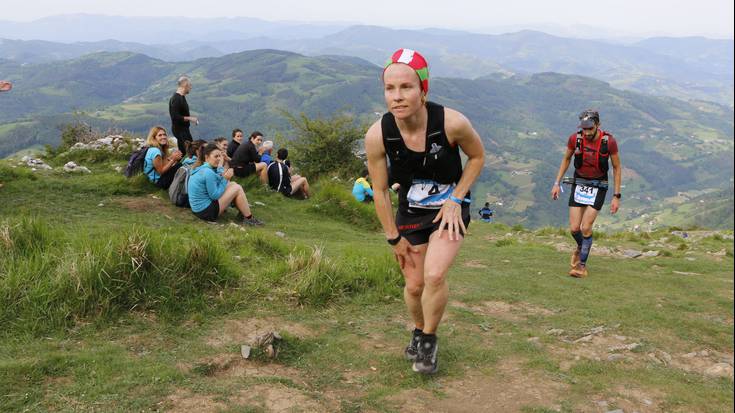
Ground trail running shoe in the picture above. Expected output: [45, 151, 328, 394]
[570, 248, 581, 268]
[412, 334, 438, 374]
[569, 263, 588, 278]
[243, 216, 265, 226]
[404, 329, 422, 361]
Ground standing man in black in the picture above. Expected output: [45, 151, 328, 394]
[169, 76, 198, 154]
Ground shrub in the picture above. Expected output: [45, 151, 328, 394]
[284, 111, 366, 180]
[45, 119, 100, 156]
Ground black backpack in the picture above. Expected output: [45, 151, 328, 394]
[124, 146, 149, 178]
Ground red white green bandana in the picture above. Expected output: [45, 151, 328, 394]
[383, 48, 429, 94]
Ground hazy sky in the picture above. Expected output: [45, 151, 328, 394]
[2, 0, 733, 38]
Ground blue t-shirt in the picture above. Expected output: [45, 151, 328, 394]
[144, 147, 163, 183]
[188, 163, 227, 213]
[181, 156, 197, 166]
[261, 152, 273, 165]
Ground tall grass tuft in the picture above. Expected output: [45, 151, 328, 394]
[0, 218, 238, 335]
[0, 216, 56, 257]
[0, 163, 38, 181]
[284, 245, 401, 306]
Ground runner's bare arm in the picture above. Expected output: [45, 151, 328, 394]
[552, 148, 574, 200]
[610, 152, 622, 213]
[444, 108, 485, 201]
[610, 152, 621, 195]
[365, 121, 396, 237]
[365, 120, 417, 268]
[434, 108, 485, 240]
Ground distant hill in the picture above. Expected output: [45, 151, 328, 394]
[0, 38, 224, 63]
[2, 20, 732, 105]
[0, 50, 732, 229]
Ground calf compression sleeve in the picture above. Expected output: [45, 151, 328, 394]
[580, 236, 593, 264]
[571, 231, 584, 248]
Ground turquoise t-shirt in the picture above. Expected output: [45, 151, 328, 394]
[144, 147, 163, 183]
[182, 156, 197, 166]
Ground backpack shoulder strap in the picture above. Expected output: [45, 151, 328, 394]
[381, 112, 405, 158]
[183, 166, 192, 189]
[425, 101, 446, 146]
[599, 131, 609, 155]
[277, 162, 284, 192]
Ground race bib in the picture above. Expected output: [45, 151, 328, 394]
[574, 185, 598, 206]
[407, 179, 453, 209]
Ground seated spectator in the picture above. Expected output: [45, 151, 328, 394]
[260, 140, 274, 164]
[231, 131, 268, 183]
[213, 137, 231, 167]
[182, 139, 207, 166]
[144, 126, 183, 189]
[227, 128, 243, 159]
[267, 148, 310, 199]
[188, 143, 264, 226]
[214, 137, 228, 154]
[352, 169, 374, 202]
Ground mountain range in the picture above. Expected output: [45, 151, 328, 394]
[1, 15, 732, 106]
[0, 49, 732, 229]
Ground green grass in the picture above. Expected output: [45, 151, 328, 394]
[0, 155, 732, 412]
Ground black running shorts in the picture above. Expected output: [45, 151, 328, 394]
[233, 163, 257, 178]
[568, 184, 607, 211]
[193, 199, 220, 222]
[395, 204, 471, 245]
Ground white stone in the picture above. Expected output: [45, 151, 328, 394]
[240, 345, 251, 359]
[704, 363, 733, 378]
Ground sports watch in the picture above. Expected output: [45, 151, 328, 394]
[613, 193, 622, 199]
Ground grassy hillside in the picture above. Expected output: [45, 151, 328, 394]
[0, 149, 732, 412]
[0, 50, 732, 229]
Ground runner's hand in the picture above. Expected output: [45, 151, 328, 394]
[551, 184, 560, 200]
[432, 199, 466, 241]
[392, 238, 419, 270]
[223, 168, 234, 180]
[610, 197, 620, 214]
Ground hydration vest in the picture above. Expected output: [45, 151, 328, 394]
[381, 102, 465, 211]
[573, 130, 610, 175]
